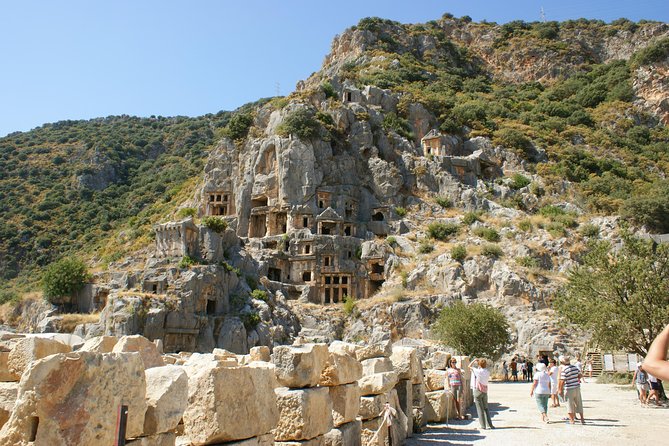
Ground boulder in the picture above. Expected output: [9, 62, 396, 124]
[113, 335, 164, 369]
[0, 352, 19, 382]
[320, 348, 362, 387]
[273, 344, 328, 388]
[79, 336, 118, 353]
[250, 346, 271, 362]
[0, 382, 18, 429]
[358, 371, 398, 396]
[329, 383, 360, 427]
[7, 337, 71, 377]
[126, 433, 176, 446]
[328, 341, 359, 357]
[323, 419, 362, 446]
[389, 347, 421, 380]
[183, 362, 278, 444]
[360, 357, 393, 376]
[432, 351, 451, 370]
[425, 369, 448, 391]
[355, 341, 391, 361]
[144, 365, 188, 435]
[424, 390, 452, 423]
[0, 352, 147, 445]
[359, 393, 388, 420]
[274, 386, 333, 442]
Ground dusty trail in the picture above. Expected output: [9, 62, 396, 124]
[405, 380, 668, 445]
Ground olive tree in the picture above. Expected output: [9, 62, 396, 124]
[42, 257, 90, 305]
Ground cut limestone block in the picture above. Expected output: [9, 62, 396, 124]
[358, 371, 398, 396]
[225, 433, 275, 445]
[273, 344, 328, 388]
[361, 357, 393, 376]
[394, 379, 413, 437]
[183, 362, 278, 444]
[126, 433, 176, 446]
[329, 383, 360, 427]
[432, 351, 451, 370]
[0, 352, 19, 382]
[425, 369, 448, 391]
[323, 419, 361, 446]
[356, 341, 391, 362]
[425, 390, 453, 423]
[320, 347, 362, 387]
[0, 352, 147, 445]
[0, 382, 18, 429]
[390, 346, 421, 381]
[113, 335, 164, 369]
[250, 346, 271, 362]
[79, 336, 118, 353]
[359, 393, 388, 421]
[412, 383, 426, 408]
[7, 337, 71, 377]
[275, 386, 333, 442]
[144, 365, 188, 435]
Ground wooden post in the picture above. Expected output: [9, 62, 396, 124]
[115, 404, 128, 446]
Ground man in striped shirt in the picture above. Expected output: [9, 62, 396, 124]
[558, 355, 585, 424]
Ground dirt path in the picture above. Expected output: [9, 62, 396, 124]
[405, 380, 669, 445]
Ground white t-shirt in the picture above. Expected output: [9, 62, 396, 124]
[472, 367, 490, 386]
[548, 366, 559, 385]
[574, 361, 582, 372]
[533, 371, 551, 394]
[648, 373, 658, 383]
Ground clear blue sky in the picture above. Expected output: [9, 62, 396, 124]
[1, 0, 666, 137]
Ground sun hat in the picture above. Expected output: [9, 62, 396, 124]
[536, 363, 546, 372]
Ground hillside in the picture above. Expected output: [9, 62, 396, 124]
[1, 15, 668, 356]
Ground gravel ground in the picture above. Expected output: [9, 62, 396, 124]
[406, 380, 669, 445]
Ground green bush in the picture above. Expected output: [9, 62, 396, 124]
[580, 224, 600, 237]
[179, 255, 196, 269]
[221, 112, 253, 140]
[546, 222, 567, 238]
[462, 212, 481, 225]
[177, 207, 197, 219]
[451, 244, 467, 262]
[42, 257, 90, 303]
[630, 37, 669, 68]
[508, 174, 531, 190]
[386, 236, 397, 248]
[516, 256, 539, 268]
[481, 244, 503, 258]
[493, 128, 531, 153]
[435, 196, 452, 208]
[518, 219, 533, 232]
[382, 112, 413, 140]
[427, 222, 460, 240]
[394, 207, 408, 217]
[321, 81, 336, 99]
[241, 312, 261, 330]
[418, 240, 434, 254]
[251, 289, 269, 302]
[539, 205, 566, 217]
[0, 290, 20, 306]
[277, 109, 321, 139]
[202, 216, 228, 233]
[343, 295, 357, 316]
[473, 227, 501, 242]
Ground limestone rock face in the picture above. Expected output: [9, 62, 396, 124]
[183, 362, 278, 444]
[0, 352, 147, 445]
[320, 346, 362, 387]
[323, 419, 362, 446]
[275, 386, 333, 442]
[389, 346, 420, 380]
[425, 369, 448, 391]
[113, 335, 164, 369]
[144, 365, 189, 435]
[0, 352, 19, 382]
[329, 383, 360, 427]
[0, 382, 18, 429]
[358, 371, 399, 396]
[273, 343, 328, 388]
[7, 337, 71, 377]
[355, 341, 391, 362]
[79, 336, 118, 353]
[359, 393, 388, 420]
[361, 357, 393, 376]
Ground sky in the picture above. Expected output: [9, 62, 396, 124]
[1, 0, 667, 137]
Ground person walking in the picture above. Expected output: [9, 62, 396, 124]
[585, 358, 593, 381]
[510, 358, 518, 382]
[520, 360, 527, 381]
[548, 359, 560, 408]
[526, 359, 534, 382]
[446, 358, 465, 420]
[530, 363, 552, 423]
[469, 358, 494, 430]
[503, 360, 509, 382]
[559, 355, 585, 424]
[631, 361, 649, 406]
[647, 373, 661, 406]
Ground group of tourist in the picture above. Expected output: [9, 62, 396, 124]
[632, 360, 663, 407]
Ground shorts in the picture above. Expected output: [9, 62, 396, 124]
[450, 387, 462, 401]
[512, 370, 518, 376]
[550, 381, 558, 395]
[565, 387, 583, 414]
[650, 381, 660, 391]
[636, 383, 649, 393]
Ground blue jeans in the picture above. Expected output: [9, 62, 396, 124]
[535, 394, 550, 414]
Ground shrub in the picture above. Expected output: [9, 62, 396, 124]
[630, 37, 669, 68]
[202, 216, 228, 233]
[508, 174, 531, 190]
[516, 256, 539, 268]
[241, 312, 261, 330]
[179, 255, 196, 269]
[386, 236, 397, 248]
[427, 222, 460, 240]
[493, 128, 531, 153]
[221, 112, 253, 140]
[382, 112, 413, 140]
[251, 289, 268, 302]
[481, 244, 503, 258]
[462, 212, 481, 225]
[518, 219, 533, 232]
[451, 244, 467, 262]
[580, 224, 600, 237]
[343, 295, 357, 316]
[321, 81, 336, 99]
[42, 257, 90, 303]
[394, 207, 408, 217]
[277, 109, 321, 139]
[418, 240, 434, 254]
[473, 227, 501, 242]
[546, 222, 567, 238]
[539, 205, 566, 217]
[435, 196, 452, 208]
[0, 290, 20, 305]
[177, 207, 197, 219]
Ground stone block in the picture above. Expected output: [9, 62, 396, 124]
[7, 336, 71, 377]
[0, 382, 18, 429]
[0, 352, 19, 382]
[273, 343, 328, 388]
[113, 335, 164, 369]
[225, 433, 275, 445]
[432, 351, 451, 370]
[390, 346, 420, 381]
[412, 383, 425, 408]
[411, 358, 424, 385]
[359, 393, 388, 420]
[361, 357, 393, 376]
[425, 390, 453, 423]
[329, 383, 360, 427]
[355, 341, 391, 361]
[144, 365, 188, 435]
[425, 369, 447, 391]
[126, 433, 176, 446]
[358, 371, 398, 396]
[183, 362, 278, 444]
[275, 386, 333, 442]
[323, 419, 361, 446]
[0, 352, 147, 444]
[394, 379, 413, 436]
[275, 437, 324, 446]
[328, 341, 359, 357]
[79, 335, 118, 353]
[320, 347, 362, 387]
[250, 345, 271, 362]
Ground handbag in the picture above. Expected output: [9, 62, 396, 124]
[476, 380, 488, 393]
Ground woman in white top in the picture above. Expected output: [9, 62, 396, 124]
[468, 358, 494, 430]
[547, 359, 560, 408]
[530, 362, 552, 422]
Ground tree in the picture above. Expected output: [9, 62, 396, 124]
[433, 301, 511, 359]
[554, 235, 669, 356]
[42, 257, 91, 304]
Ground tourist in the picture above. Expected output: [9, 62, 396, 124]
[526, 359, 534, 382]
[644, 323, 669, 381]
[445, 358, 465, 420]
[631, 361, 649, 406]
[520, 360, 527, 381]
[647, 373, 661, 407]
[510, 358, 518, 382]
[558, 355, 585, 424]
[574, 353, 583, 382]
[548, 359, 560, 408]
[469, 358, 495, 430]
[530, 362, 552, 423]
[502, 360, 509, 382]
[585, 358, 593, 382]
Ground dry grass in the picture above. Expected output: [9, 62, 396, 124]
[60, 313, 100, 333]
